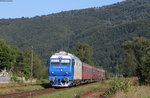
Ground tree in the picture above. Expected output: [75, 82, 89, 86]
[22, 48, 47, 79]
[0, 39, 47, 79]
[0, 40, 20, 70]
[122, 51, 137, 77]
[72, 42, 93, 64]
[33, 53, 47, 79]
[123, 37, 150, 84]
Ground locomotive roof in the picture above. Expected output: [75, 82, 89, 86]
[51, 51, 81, 60]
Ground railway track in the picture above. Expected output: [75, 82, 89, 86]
[0, 88, 63, 98]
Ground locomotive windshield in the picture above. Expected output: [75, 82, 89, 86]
[51, 59, 60, 65]
[50, 59, 70, 65]
[61, 59, 70, 65]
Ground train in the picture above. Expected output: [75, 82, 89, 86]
[48, 51, 105, 87]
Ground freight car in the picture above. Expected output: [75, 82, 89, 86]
[48, 51, 105, 87]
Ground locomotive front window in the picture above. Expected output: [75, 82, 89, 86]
[51, 59, 60, 65]
[61, 59, 70, 65]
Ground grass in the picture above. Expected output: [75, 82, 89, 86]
[0, 83, 21, 87]
[107, 77, 150, 98]
[111, 85, 150, 98]
[0, 79, 50, 94]
[2, 78, 148, 98]
[0, 84, 45, 94]
[40, 80, 112, 98]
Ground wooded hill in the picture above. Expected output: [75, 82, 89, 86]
[0, 0, 150, 73]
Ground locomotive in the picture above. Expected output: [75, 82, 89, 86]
[48, 51, 105, 87]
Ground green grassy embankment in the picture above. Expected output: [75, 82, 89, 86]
[40, 78, 149, 98]
[40, 80, 112, 98]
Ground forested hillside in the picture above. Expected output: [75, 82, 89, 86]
[0, 0, 150, 73]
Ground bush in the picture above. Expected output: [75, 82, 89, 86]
[11, 75, 18, 82]
[104, 79, 131, 97]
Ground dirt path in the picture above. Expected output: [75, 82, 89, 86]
[80, 90, 105, 98]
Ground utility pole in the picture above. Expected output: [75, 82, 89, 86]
[30, 46, 33, 82]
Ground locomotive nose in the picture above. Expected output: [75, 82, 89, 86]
[51, 68, 70, 76]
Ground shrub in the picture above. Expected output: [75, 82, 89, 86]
[104, 79, 131, 97]
[11, 75, 18, 82]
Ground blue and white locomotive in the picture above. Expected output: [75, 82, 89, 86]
[48, 51, 82, 87]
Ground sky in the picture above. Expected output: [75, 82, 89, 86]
[0, 0, 125, 19]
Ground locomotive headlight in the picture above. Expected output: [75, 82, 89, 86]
[52, 72, 54, 74]
[64, 78, 69, 82]
[50, 78, 55, 82]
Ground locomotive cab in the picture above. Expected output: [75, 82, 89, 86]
[48, 51, 74, 87]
